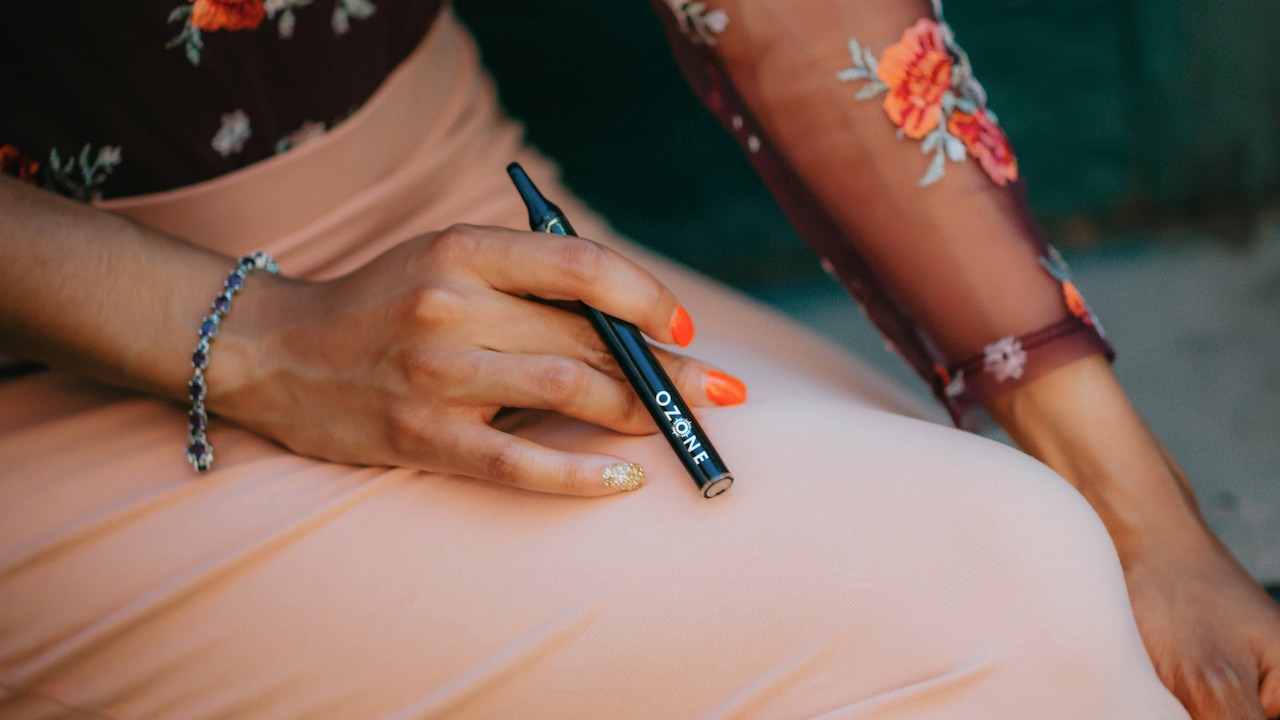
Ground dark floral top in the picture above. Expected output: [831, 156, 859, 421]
[1, 0, 444, 200]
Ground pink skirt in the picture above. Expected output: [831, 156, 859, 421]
[0, 11, 1188, 719]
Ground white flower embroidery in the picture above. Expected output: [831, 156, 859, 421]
[672, 1, 728, 45]
[703, 7, 729, 33]
[96, 145, 123, 168]
[265, 0, 311, 38]
[212, 110, 251, 157]
[332, 0, 376, 36]
[983, 336, 1027, 382]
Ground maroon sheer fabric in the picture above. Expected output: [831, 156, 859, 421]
[651, 0, 1112, 427]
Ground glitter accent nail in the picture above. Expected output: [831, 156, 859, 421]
[603, 463, 645, 491]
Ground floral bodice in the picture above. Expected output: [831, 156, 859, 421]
[1, 0, 443, 199]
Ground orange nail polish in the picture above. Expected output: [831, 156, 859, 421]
[705, 370, 747, 406]
[670, 305, 695, 348]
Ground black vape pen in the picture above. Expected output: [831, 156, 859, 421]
[507, 163, 733, 499]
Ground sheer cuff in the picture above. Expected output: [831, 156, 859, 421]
[935, 317, 1113, 428]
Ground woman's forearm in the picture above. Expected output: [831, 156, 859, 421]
[0, 175, 299, 403]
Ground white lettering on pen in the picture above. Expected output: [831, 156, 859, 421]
[655, 390, 710, 465]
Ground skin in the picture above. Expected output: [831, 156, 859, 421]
[2, 172, 1279, 717]
[0, 174, 723, 495]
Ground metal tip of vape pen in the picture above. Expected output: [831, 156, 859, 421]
[506, 162, 561, 231]
[703, 474, 733, 498]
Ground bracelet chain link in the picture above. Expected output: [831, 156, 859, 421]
[186, 251, 279, 472]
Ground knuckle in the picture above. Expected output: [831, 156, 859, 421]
[1182, 661, 1247, 705]
[407, 285, 468, 326]
[433, 223, 483, 261]
[579, 331, 616, 371]
[536, 358, 587, 403]
[653, 350, 698, 397]
[398, 346, 449, 385]
[588, 345, 617, 374]
[482, 441, 524, 485]
[558, 457, 588, 495]
[665, 354, 695, 385]
[620, 387, 648, 428]
[555, 238, 609, 287]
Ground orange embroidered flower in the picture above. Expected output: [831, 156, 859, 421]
[189, 0, 265, 31]
[946, 108, 1018, 186]
[876, 19, 953, 139]
[0, 145, 39, 183]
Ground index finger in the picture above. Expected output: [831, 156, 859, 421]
[433, 224, 693, 347]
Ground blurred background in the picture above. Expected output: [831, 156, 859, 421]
[452, 0, 1280, 588]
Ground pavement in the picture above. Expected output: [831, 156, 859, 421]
[749, 213, 1280, 586]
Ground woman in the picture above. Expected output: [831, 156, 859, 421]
[1, 0, 1277, 717]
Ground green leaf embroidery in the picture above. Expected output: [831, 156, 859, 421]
[853, 80, 888, 101]
[919, 147, 947, 187]
[44, 143, 122, 201]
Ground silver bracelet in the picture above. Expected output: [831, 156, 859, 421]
[187, 251, 279, 472]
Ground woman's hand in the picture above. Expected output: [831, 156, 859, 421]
[989, 355, 1280, 720]
[209, 224, 744, 495]
[1122, 510, 1280, 720]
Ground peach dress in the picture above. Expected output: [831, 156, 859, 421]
[0, 8, 1189, 720]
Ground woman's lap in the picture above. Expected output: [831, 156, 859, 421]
[0, 365, 1185, 718]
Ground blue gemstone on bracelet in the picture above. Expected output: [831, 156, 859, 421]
[187, 251, 274, 473]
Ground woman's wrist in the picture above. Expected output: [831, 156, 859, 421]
[984, 354, 1206, 550]
[201, 268, 318, 423]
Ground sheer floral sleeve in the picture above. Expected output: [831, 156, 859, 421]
[652, 0, 1112, 428]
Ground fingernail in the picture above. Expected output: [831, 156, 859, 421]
[705, 370, 747, 406]
[603, 463, 646, 492]
[670, 305, 695, 348]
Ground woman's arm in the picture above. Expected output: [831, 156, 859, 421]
[0, 174, 735, 494]
[0, 173, 259, 401]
